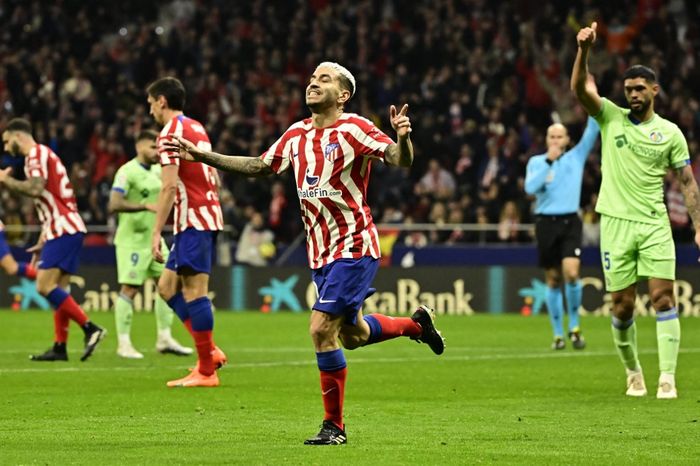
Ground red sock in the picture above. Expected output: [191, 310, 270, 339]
[183, 319, 194, 337]
[368, 313, 421, 342]
[192, 330, 215, 376]
[320, 367, 347, 429]
[53, 309, 69, 343]
[18, 263, 37, 280]
[57, 295, 88, 326]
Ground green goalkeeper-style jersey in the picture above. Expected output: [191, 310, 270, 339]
[594, 98, 690, 225]
[112, 159, 162, 247]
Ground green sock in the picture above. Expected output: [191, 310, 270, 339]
[115, 293, 134, 336]
[656, 308, 681, 374]
[154, 295, 174, 332]
[611, 317, 640, 371]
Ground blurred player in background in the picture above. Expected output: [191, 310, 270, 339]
[108, 129, 193, 359]
[0, 217, 37, 280]
[0, 118, 106, 361]
[572, 22, 700, 399]
[147, 77, 226, 387]
[166, 62, 445, 445]
[525, 114, 599, 350]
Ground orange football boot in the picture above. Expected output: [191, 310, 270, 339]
[166, 369, 220, 388]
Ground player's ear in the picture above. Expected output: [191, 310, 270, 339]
[337, 89, 351, 105]
[651, 83, 660, 97]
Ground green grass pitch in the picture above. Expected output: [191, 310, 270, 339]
[1, 310, 699, 465]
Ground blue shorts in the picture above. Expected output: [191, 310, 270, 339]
[39, 233, 84, 274]
[0, 231, 10, 259]
[311, 256, 379, 324]
[166, 228, 217, 275]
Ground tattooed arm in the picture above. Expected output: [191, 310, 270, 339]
[0, 169, 45, 197]
[164, 136, 273, 177]
[677, 164, 700, 249]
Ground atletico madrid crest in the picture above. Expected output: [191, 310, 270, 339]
[323, 143, 341, 162]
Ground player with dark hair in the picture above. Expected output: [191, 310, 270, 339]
[165, 61, 445, 444]
[525, 114, 599, 350]
[146, 77, 226, 387]
[0, 118, 106, 361]
[572, 22, 700, 398]
[108, 129, 193, 359]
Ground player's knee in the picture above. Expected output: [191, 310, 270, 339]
[649, 288, 674, 311]
[338, 334, 362, 350]
[309, 321, 334, 346]
[611, 295, 635, 319]
[35, 280, 55, 296]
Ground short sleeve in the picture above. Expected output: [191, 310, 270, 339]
[350, 118, 394, 160]
[593, 98, 621, 127]
[669, 128, 690, 169]
[157, 121, 181, 167]
[25, 146, 46, 179]
[111, 167, 129, 194]
[260, 126, 297, 174]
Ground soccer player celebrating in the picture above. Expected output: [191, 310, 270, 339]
[165, 62, 445, 444]
[525, 114, 599, 350]
[572, 22, 700, 398]
[146, 77, 226, 387]
[0, 118, 106, 361]
[108, 129, 193, 359]
[0, 218, 37, 280]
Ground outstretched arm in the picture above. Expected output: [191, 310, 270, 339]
[0, 168, 45, 197]
[676, 164, 700, 251]
[385, 104, 414, 167]
[164, 136, 273, 177]
[571, 22, 603, 116]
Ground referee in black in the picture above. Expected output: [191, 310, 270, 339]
[525, 116, 599, 349]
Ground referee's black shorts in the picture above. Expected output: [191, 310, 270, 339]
[534, 213, 583, 268]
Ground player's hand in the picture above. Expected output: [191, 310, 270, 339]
[144, 203, 157, 213]
[152, 233, 164, 263]
[546, 146, 563, 162]
[0, 167, 12, 183]
[577, 21, 597, 50]
[694, 229, 700, 262]
[163, 135, 201, 161]
[390, 104, 412, 139]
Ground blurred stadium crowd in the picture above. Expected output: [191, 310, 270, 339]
[1, 0, 699, 253]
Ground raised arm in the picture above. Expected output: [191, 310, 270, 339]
[0, 168, 45, 197]
[385, 104, 414, 167]
[676, 164, 700, 250]
[165, 136, 273, 177]
[571, 22, 603, 116]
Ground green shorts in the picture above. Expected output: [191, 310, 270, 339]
[599, 215, 676, 292]
[116, 242, 169, 286]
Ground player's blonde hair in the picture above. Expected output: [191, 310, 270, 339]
[318, 61, 356, 97]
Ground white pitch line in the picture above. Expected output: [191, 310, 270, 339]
[1, 347, 699, 374]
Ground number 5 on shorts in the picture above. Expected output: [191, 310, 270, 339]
[603, 251, 611, 270]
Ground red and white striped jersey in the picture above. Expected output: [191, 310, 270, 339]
[158, 115, 223, 234]
[23, 144, 86, 240]
[261, 113, 395, 269]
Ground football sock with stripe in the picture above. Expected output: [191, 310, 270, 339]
[17, 262, 37, 279]
[317, 349, 347, 429]
[565, 281, 582, 331]
[188, 296, 215, 376]
[545, 286, 564, 338]
[612, 316, 640, 371]
[362, 314, 421, 345]
[167, 292, 194, 336]
[656, 308, 680, 375]
[46, 287, 89, 327]
[115, 293, 134, 339]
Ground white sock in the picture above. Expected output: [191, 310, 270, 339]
[118, 334, 132, 347]
[157, 328, 172, 342]
[659, 372, 675, 386]
[626, 367, 642, 377]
